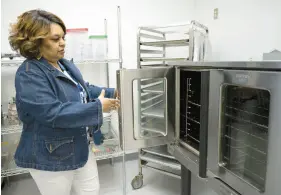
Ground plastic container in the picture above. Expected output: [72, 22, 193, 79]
[7, 97, 21, 125]
[101, 113, 111, 134]
[89, 35, 107, 61]
[64, 28, 89, 62]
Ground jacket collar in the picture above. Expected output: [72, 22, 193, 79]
[59, 59, 90, 100]
[33, 57, 90, 97]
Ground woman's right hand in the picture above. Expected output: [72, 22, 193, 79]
[98, 90, 120, 113]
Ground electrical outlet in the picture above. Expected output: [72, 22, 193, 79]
[214, 8, 219, 20]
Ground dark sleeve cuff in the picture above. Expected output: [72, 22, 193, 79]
[105, 88, 115, 99]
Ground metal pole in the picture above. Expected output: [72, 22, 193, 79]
[117, 6, 126, 195]
[117, 6, 123, 69]
[104, 19, 110, 88]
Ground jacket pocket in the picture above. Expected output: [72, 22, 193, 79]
[45, 137, 74, 161]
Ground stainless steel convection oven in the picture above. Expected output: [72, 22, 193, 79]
[116, 61, 281, 195]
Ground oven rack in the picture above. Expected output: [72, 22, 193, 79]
[140, 152, 181, 170]
[140, 39, 189, 47]
[142, 102, 164, 118]
[181, 114, 200, 125]
[140, 145, 181, 178]
[223, 151, 266, 167]
[180, 75, 202, 150]
[141, 118, 166, 136]
[1, 124, 22, 135]
[182, 134, 200, 144]
[226, 124, 268, 142]
[224, 135, 267, 154]
[141, 82, 164, 94]
[187, 100, 200, 107]
[225, 114, 268, 129]
[230, 100, 269, 111]
[226, 105, 268, 119]
[1, 159, 29, 178]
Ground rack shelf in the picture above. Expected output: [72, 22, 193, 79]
[142, 83, 164, 94]
[1, 154, 29, 178]
[1, 59, 121, 67]
[140, 57, 188, 62]
[93, 145, 123, 161]
[1, 167, 29, 178]
[142, 145, 175, 160]
[90, 125, 123, 160]
[1, 124, 22, 135]
[140, 153, 181, 171]
[142, 102, 164, 118]
[141, 118, 166, 135]
[1, 128, 122, 177]
[140, 39, 189, 47]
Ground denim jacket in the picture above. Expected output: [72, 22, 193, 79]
[14, 57, 115, 171]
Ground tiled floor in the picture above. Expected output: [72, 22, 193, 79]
[1, 159, 181, 195]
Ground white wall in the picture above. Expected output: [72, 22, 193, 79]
[1, 0, 194, 68]
[1, 0, 194, 104]
[193, 0, 281, 61]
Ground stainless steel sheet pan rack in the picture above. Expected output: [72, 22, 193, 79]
[131, 21, 208, 190]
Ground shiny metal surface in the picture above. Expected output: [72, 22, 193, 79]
[206, 177, 240, 195]
[173, 144, 200, 175]
[141, 145, 176, 160]
[207, 69, 281, 195]
[117, 67, 176, 151]
[118, 61, 281, 195]
[140, 153, 181, 170]
[137, 21, 209, 68]
[140, 39, 189, 47]
[141, 164, 181, 179]
[117, 6, 123, 69]
[168, 61, 281, 70]
[141, 57, 188, 62]
[189, 29, 208, 62]
[138, 21, 208, 35]
[175, 68, 180, 140]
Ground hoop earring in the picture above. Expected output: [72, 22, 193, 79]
[37, 52, 42, 60]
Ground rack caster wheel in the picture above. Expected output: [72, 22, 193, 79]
[131, 174, 143, 190]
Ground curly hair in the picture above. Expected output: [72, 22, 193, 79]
[8, 9, 66, 59]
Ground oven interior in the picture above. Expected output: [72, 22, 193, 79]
[179, 70, 202, 153]
[221, 85, 270, 192]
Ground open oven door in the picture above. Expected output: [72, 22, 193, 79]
[117, 67, 176, 151]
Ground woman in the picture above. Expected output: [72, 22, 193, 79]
[8, 9, 120, 195]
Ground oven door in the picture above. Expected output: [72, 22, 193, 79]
[117, 67, 176, 151]
[208, 69, 281, 195]
[173, 67, 221, 178]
